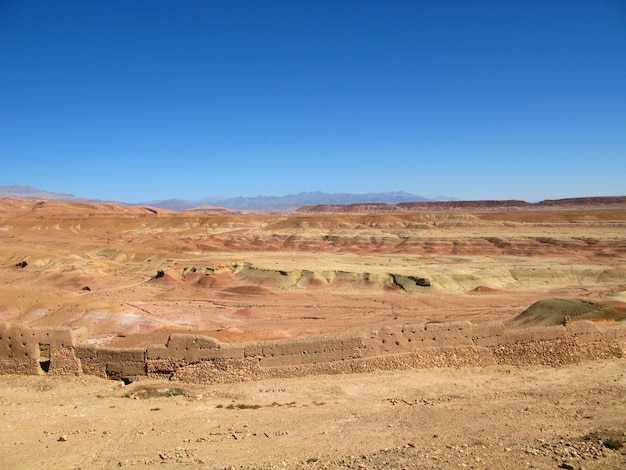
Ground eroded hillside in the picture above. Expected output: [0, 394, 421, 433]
[1, 198, 625, 347]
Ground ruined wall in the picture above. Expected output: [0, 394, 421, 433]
[0, 322, 87, 375]
[160, 320, 625, 384]
[75, 346, 146, 380]
[1, 319, 624, 383]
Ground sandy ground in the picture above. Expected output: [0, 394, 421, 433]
[1, 359, 625, 469]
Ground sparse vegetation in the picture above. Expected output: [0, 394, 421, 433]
[226, 403, 262, 410]
[603, 438, 624, 450]
[125, 386, 185, 399]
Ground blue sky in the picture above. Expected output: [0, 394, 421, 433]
[1, 0, 625, 202]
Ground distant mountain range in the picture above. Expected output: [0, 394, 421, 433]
[2, 185, 625, 212]
[0, 185, 87, 202]
[0, 185, 453, 211]
[145, 191, 449, 211]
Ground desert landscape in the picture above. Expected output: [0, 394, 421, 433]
[1, 196, 626, 469]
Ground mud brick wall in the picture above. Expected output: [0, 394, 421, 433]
[161, 334, 245, 361]
[257, 346, 498, 381]
[74, 345, 107, 378]
[0, 322, 86, 375]
[248, 334, 367, 367]
[75, 346, 146, 379]
[47, 346, 83, 375]
[148, 320, 625, 384]
[1, 319, 625, 383]
[365, 321, 476, 356]
[0, 322, 40, 374]
[491, 338, 623, 367]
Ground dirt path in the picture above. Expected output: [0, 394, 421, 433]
[1, 359, 625, 469]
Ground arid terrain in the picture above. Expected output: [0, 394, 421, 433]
[1, 197, 626, 468]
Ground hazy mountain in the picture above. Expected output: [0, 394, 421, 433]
[2, 185, 623, 212]
[147, 191, 434, 211]
[0, 185, 448, 211]
[0, 185, 87, 202]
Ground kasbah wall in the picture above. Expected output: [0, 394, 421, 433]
[1, 320, 625, 384]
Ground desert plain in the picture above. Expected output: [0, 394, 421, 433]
[1, 197, 626, 469]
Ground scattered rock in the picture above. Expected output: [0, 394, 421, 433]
[57, 435, 67, 442]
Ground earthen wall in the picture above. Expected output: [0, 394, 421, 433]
[1, 319, 624, 383]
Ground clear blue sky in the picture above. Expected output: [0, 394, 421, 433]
[1, 0, 625, 202]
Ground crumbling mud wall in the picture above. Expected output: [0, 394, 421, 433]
[1, 320, 624, 383]
[0, 322, 87, 375]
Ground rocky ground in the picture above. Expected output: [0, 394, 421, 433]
[1, 358, 625, 469]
